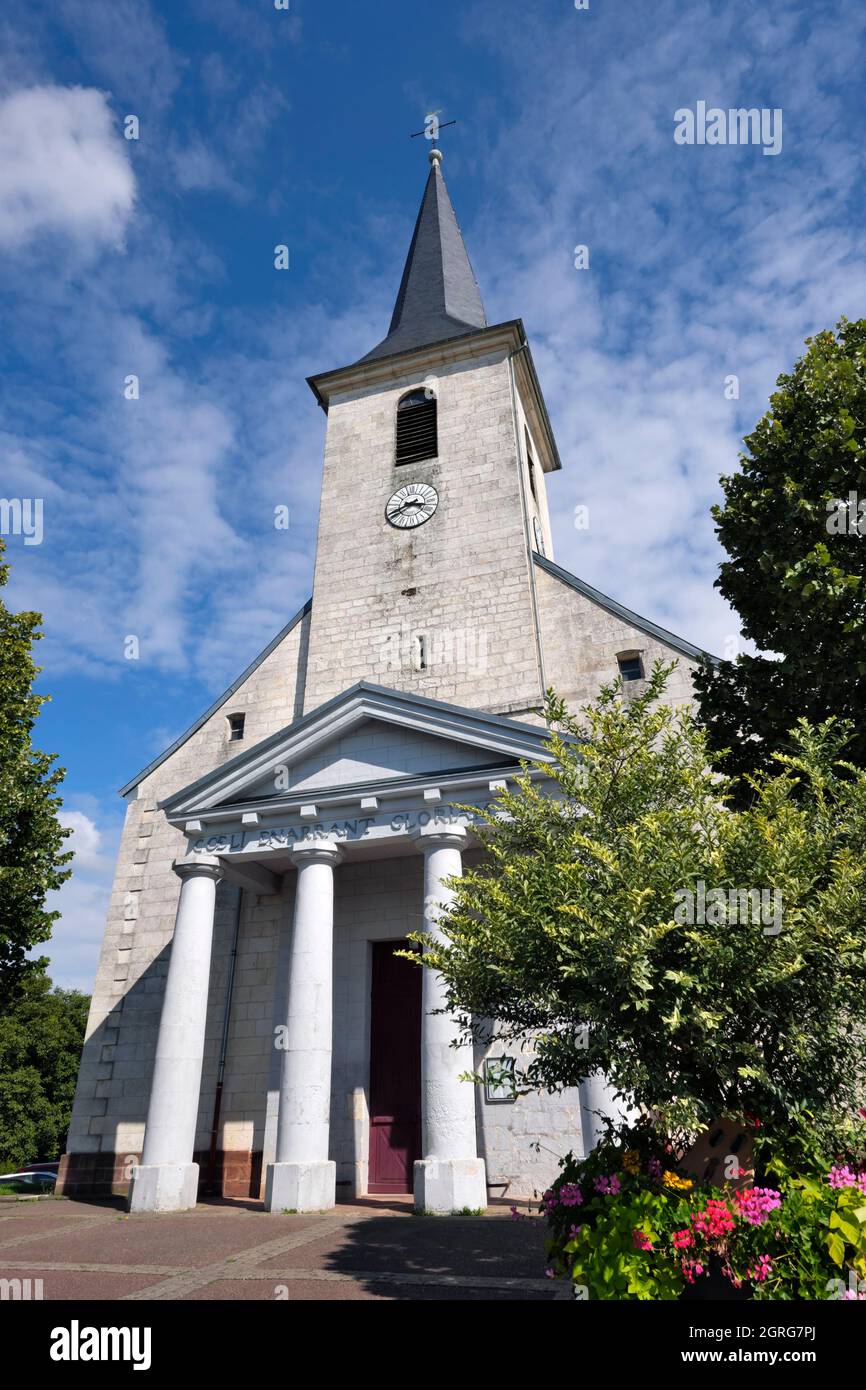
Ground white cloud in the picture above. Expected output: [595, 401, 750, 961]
[460, 0, 866, 658]
[57, 810, 104, 873]
[44, 806, 121, 992]
[0, 84, 135, 250]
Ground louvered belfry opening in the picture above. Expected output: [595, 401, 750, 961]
[395, 388, 438, 465]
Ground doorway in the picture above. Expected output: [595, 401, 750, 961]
[368, 940, 422, 1194]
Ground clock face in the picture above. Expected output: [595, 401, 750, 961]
[385, 482, 439, 529]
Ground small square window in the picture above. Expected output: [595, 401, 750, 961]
[617, 655, 644, 682]
[484, 1056, 517, 1104]
[227, 713, 245, 741]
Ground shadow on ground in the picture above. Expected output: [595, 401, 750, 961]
[323, 1212, 553, 1300]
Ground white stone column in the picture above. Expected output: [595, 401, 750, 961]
[128, 856, 222, 1214]
[265, 840, 341, 1212]
[579, 1070, 631, 1154]
[412, 824, 487, 1213]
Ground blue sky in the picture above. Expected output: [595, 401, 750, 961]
[2, 0, 866, 989]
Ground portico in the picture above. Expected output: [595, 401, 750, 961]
[128, 682, 558, 1214]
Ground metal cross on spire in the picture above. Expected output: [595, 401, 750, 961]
[410, 111, 458, 158]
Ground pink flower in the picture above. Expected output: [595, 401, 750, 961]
[691, 1198, 735, 1240]
[828, 1165, 866, 1195]
[593, 1174, 621, 1196]
[648, 1158, 663, 1180]
[734, 1187, 782, 1226]
[632, 1229, 653, 1252]
[672, 1228, 694, 1250]
[747, 1254, 773, 1284]
[559, 1182, 584, 1207]
[681, 1259, 706, 1284]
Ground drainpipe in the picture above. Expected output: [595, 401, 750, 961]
[507, 338, 548, 707]
[206, 884, 243, 1196]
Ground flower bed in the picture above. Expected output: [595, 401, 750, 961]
[538, 1131, 866, 1300]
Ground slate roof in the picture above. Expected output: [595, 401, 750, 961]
[360, 157, 488, 363]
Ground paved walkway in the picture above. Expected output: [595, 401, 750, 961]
[0, 1195, 557, 1301]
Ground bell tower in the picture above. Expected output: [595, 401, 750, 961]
[302, 146, 561, 718]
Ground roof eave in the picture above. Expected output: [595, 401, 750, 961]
[306, 319, 525, 409]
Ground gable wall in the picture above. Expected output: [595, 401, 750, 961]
[535, 564, 699, 714]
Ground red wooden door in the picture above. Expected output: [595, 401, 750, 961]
[368, 940, 422, 1193]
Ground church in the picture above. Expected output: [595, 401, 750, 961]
[59, 146, 706, 1214]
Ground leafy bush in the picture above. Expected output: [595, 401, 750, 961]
[419, 665, 866, 1150]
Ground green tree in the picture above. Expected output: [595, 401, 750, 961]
[0, 974, 90, 1170]
[695, 318, 866, 787]
[0, 538, 72, 1011]
[416, 665, 866, 1146]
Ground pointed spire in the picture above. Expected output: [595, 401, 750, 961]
[360, 148, 487, 363]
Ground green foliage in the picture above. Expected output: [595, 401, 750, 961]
[695, 318, 866, 787]
[0, 973, 89, 1171]
[416, 664, 866, 1143]
[0, 539, 72, 1011]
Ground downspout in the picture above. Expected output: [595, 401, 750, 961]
[206, 884, 243, 1196]
[507, 339, 548, 708]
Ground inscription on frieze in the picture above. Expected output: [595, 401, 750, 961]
[190, 801, 498, 855]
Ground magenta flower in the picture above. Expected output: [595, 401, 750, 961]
[559, 1182, 584, 1207]
[593, 1174, 622, 1196]
[828, 1165, 866, 1195]
[747, 1254, 773, 1283]
[734, 1187, 782, 1226]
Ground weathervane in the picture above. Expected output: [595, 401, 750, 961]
[410, 111, 457, 163]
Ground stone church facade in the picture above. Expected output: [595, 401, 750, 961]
[59, 148, 707, 1213]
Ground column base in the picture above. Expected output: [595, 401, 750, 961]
[127, 1162, 199, 1214]
[413, 1157, 487, 1214]
[264, 1160, 336, 1213]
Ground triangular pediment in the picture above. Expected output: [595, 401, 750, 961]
[160, 682, 554, 820]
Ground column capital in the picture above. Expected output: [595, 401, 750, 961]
[172, 855, 223, 882]
[411, 822, 468, 852]
[291, 839, 342, 868]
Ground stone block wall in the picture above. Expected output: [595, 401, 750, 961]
[302, 349, 544, 716]
[535, 563, 700, 714]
